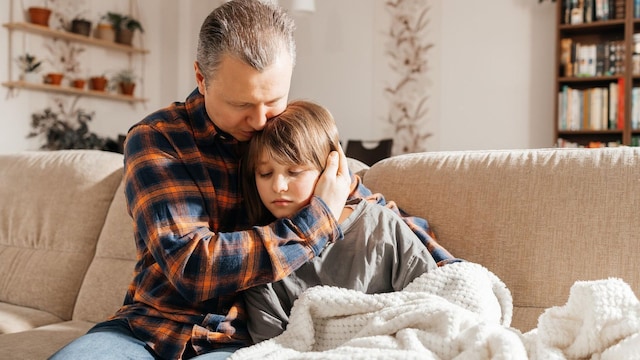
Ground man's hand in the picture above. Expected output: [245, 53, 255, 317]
[314, 145, 351, 221]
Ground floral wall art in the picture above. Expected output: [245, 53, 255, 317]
[384, 0, 433, 154]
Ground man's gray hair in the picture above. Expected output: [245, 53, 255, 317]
[196, 0, 296, 85]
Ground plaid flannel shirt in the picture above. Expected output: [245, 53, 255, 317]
[111, 89, 457, 359]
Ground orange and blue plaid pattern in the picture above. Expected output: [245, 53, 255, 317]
[111, 89, 457, 359]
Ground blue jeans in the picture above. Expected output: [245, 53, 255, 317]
[48, 319, 240, 360]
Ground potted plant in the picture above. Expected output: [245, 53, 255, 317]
[44, 72, 64, 85]
[70, 17, 92, 37]
[27, 2, 52, 27]
[44, 40, 85, 87]
[94, 16, 115, 42]
[70, 78, 86, 89]
[111, 69, 137, 96]
[103, 12, 144, 46]
[15, 53, 43, 83]
[89, 74, 108, 92]
[28, 98, 105, 150]
[50, 4, 91, 35]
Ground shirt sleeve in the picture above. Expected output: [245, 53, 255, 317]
[242, 284, 290, 344]
[124, 124, 342, 302]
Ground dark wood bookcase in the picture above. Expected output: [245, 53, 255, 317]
[554, 0, 640, 147]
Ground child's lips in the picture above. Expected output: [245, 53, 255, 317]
[272, 199, 291, 206]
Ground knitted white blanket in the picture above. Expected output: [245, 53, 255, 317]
[231, 262, 526, 359]
[231, 263, 640, 359]
[522, 278, 640, 359]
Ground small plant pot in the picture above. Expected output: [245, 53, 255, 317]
[71, 79, 86, 89]
[70, 19, 92, 37]
[90, 76, 108, 91]
[115, 29, 134, 46]
[45, 72, 64, 86]
[21, 72, 41, 83]
[28, 7, 52, 27]
[119, 82, 136, 96]
[95, 23, 115, 42]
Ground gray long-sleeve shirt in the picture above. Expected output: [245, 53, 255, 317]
[243, 198, 438, 343]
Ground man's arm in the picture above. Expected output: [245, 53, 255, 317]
[124, 124, 344, 301]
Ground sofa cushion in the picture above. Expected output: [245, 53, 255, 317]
[0, 150, 124, 332]
[0, 302, 63, 334]
[362, 147, 640, 332]
[347, 157, 369, 179]
[73, 180, 137, 323]
[0, 320, 94, 360]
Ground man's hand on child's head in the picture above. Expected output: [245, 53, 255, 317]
[314, 146, 351, 222]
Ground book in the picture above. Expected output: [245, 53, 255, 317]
[572, 0, 584, 23]
[602, 87, 609, 130]
[614, 0, 625, 19]
[617, 77, 625, 130]
[584, 0, 594, 22]
[560, 38, 573, 77]
[596, 43, 605, 76]
[583, 89, 590, 129]
[609, 81, 618, 129]
[565, 0, 573, 23]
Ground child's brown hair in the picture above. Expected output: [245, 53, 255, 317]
[242, 100, 341, 225]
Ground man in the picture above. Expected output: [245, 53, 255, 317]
[50, 1, 453, 359]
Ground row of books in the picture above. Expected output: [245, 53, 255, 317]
[558, 80, 640, 131]
[557, 80, 624, 131]
[559, 38, 625, 78]
[557, 137, 640, 147]
[556, 138, 623, 147]
[562, 0, 625, 24]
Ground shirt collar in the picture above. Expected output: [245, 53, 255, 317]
[185, 88, 238, 146]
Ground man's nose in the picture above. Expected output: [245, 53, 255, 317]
[248, 105, 269, 131]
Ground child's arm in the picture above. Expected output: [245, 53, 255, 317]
[242, 283, 292, 344]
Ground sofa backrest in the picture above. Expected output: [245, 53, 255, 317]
[73, 179, 137, 322]
[0, 150, 124, 321]
[362, 147, 640, 332]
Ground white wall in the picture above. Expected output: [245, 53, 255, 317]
[439, 0, 556, 150]
[0, 0, 557, 154]
[288, 0, 556, 152]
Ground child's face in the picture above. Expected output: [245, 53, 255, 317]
[254, 152, 321, 219]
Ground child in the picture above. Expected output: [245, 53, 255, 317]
[240, 100, 438, 343]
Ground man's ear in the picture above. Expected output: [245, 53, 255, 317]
[194, 61, 206, 95]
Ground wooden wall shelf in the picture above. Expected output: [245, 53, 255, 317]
[2, 22, 149, 54]
[2, 81, 147, 103]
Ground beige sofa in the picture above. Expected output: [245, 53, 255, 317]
[0, 147, 638, 359]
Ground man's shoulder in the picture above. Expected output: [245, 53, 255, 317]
[135, 101, 190, 129]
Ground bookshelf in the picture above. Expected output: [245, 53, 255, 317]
[554, 0, 640, 147]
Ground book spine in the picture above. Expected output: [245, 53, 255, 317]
[609, 81, 618, 129]
[617, 77, 625, 130]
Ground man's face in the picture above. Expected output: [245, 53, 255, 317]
[254, 152, 321, 219]
[194, 51, 293, 142]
